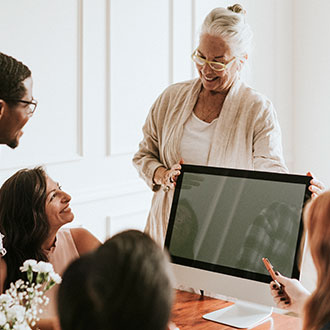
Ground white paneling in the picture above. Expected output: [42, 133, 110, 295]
[82, 0, 107, 157]
[172, 0, 194, 83]
[70, 185, 151, 241]
[0, 0, 82, 168]
[109, 0, 170, 155]
[108, 210, 149, 237]
[292, 0, 330, 186]
[0, 1, 301, 247]
[274, 1, 293, 170]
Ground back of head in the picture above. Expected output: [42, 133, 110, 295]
[303, 191, 330, 330]
[58, 230, 174, 330]
[0, 167, 49, 289]
[0, 52, 31, 103]
[201, 4, 253, 58]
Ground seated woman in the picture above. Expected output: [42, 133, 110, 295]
[269, 191, 330, 330]
[58, 230, 175, 330]
[0, 166, 101, 329]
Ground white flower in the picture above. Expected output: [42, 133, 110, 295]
[13, 322, 32, 330]
[15, 279, 25, 288]
[33, 261, 54, 274]
[0, 293, 13, 305]
[19, 259, 37, 272]
[0, 232, 6, 257]
[0, 311, 7, 326]
[7, 304, 25, 322]
[49, 272, 62, 284]
[0, 259, 61, 328]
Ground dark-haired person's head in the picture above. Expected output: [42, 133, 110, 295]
[58, 230, 174, 330]
[0, 52, 36, 148]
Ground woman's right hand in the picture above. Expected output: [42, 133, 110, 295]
[153, 161, 183, 191]
[269, 272, 310, 315]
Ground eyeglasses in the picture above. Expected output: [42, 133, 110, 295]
[6, 98, 38, 116]
[191, 49, 236, 72]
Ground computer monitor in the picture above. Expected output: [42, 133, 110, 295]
[164, 165, 311, 328]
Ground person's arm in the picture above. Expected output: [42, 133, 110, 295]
[132, 86, 180, 192]
[33, 317, 61, 330]
[0, 257, 7, 293]
[70, 228, 101, 256]
[269, 272, 310, 315]
[252, 102, 288, 173]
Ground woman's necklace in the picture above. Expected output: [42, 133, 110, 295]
[194, 91, 226, 123]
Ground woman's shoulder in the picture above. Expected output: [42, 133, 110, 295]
[160, 78, 200, 99]
[237, 81, 273, 109]
[70, 227, 101, 256]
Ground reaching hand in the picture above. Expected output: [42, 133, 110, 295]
[153, 160, 183, 192]
[307, 172, 326, 198]
[269, 272, 310, 315]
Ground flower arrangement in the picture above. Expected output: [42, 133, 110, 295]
[0, 259, 61, 330]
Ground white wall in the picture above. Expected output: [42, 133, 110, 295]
[0, 0, 328, 242]
[292, 0, 330, 187]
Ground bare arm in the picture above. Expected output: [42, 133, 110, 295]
[33, 317, 61, 330]
[70, 227, 101, 256]
[0, 257, 7, 293]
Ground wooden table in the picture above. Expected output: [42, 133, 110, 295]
[171, 290, 301, 329]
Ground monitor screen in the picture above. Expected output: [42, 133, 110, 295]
[165, 165, 311, 304]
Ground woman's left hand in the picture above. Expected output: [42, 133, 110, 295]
[307, 172, 326, 198]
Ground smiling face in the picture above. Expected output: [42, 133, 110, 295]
[196, 34, 241, 93]
[45, 175, 74, 231]
[0, 77, 34, 148]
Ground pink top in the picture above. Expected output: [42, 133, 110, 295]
[42, 228, 80, 318]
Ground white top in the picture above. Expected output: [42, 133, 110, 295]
[180, 112, 218, 165]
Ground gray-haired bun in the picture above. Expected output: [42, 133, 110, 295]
[200, 5, 252, 58]
[227, 4, 246, 15]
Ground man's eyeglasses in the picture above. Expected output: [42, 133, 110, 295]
[191, 49, 236, 72]
[6, 98, 38, 116]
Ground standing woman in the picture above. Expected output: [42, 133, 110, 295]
[0, 167, 101, 329]
[133, 4, 288, 246]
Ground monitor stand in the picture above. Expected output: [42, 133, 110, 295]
[203, 300, 273, 329]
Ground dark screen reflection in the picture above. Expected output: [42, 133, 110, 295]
[168, 172, 305, 277]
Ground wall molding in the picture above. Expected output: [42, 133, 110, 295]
[77, 0, 84, 157]
[105, 0, 112, 157]
[71, 178, 152, 205]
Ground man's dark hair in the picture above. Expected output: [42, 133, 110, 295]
[0, 52, 31, 105]
[58, 230, 174, 330]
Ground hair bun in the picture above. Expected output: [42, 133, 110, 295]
[227, 4, 246, 15]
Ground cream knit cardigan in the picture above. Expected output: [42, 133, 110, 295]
[133, 78, 288, 246]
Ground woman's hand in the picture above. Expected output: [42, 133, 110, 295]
[269, 272, 310, 315]
[307, 172, 326, 198]
[153, 161, 183, 192]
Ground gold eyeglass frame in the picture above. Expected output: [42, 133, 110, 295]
[191, 49, 236, 72]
